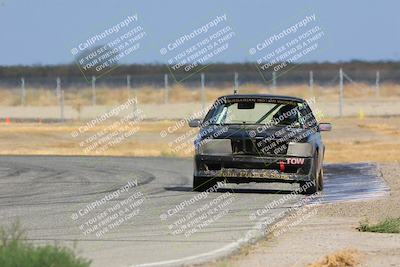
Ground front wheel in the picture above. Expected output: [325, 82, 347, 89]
[300, 179, 318, 195]
[300, 166, 324, 194]
[300, 153, 320, 195]
[317, 168, 324, 191]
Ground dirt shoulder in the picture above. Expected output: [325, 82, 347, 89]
[198, 163, 400, 267]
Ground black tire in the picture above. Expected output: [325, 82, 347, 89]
[300, 179, 318, 195]
[317, 168, 324, 191]
[193, 176, 217, 192]
[300, 153, 319, 195]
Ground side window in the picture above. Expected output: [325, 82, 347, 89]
[299, 105, 318, 128]
[204, 103, 225, 124]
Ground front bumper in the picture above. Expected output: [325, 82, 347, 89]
[194, 154, 313, 183]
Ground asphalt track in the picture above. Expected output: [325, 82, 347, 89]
[0, 156, 389, 267]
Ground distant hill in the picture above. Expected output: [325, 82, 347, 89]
[0, 61, 399, 88]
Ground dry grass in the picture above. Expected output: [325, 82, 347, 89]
[358, 123, 400, 136]
[0, 116, 400, 161]
[324, 141, 400, 163]
[0, 121, 174, 157]
[321, 116, 400, 163]
[306, 249, 361, 267]
[1, 83, 400, 106]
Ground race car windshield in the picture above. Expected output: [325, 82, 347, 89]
[208, 101, 302, 126]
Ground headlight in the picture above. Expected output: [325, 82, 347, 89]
[286, 142, 313, 157]
[197, 139, 232, 155]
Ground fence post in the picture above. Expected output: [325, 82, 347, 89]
[91, 76, 96, 106]
[60, 90, 65, 122]
[164, 74, 169, 104]
[21, 77, 26, 106]
[56, 77, 61, 104]
[339, 68, 343, 117]
[201, 73, 206, 109]
[309, 71, 314, 96]
[127, 74, 138, 114]
[127, 74, 131, 98]
[375, 71, 380, 97]
[234, 72, 238, 94]
[272, 71, 276, 93]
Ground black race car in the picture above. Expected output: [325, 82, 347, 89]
[188, 94, 331, 194]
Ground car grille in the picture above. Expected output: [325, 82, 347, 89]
[231, 138, 288, 156]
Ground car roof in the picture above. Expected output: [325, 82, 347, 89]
[218, 94, 306, 103]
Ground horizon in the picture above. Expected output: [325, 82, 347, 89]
[2, 60, 400, 68]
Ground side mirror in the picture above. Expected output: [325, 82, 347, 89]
[188, 119, 202, 128]
[318, 123, 332, 131]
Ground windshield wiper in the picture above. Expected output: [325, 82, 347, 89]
[255, 104, 281, 124]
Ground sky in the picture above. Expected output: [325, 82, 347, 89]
[0, 0, 399, 66]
